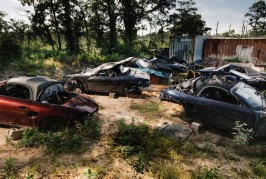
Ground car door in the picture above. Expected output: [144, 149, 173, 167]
[86, 69, 117, 93]
[0, 84, 31, 126]
[198, 87, 255, 130]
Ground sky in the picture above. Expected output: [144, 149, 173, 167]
[0, 0, 258, 35]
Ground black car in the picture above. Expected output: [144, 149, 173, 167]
[172, 69, 266, 92]
[160, 77, 266, 137]
[149, 57, 188, 74]
[199, 63, 266, 77]
[65, 57, 150, 95]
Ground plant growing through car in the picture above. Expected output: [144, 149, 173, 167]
[232, 121, 253, 146]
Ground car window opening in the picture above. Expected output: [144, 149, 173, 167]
[0, 84, 30, 100]
[200, 87, 238, 105]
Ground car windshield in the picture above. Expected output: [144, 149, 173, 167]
[232, 82, 264, 110]
[136, 59, 149, 68]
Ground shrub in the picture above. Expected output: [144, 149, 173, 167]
[4, 157, 17, 178]
[232, 121, 253, 146]
[112, 120, 184, 174]
[19, 115, 101, 154]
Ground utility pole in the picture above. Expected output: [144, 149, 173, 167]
[241, 20, 245, 37]
[228, 24, 231, 36]
[216, 21, 219, 36]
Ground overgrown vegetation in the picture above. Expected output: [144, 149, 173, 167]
[3, 157, 17, 178]
[19, 115, 100, 153]
[111, 120, 191, 176]
[129, 102, 165, 121]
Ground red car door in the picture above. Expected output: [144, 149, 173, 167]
[0, 96, 31, 126]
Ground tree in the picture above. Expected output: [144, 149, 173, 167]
[119, 0, 175, 45]
[169, 0, 211, 36]
[0, 12, 21, 65]
[245, 0, 266, 36]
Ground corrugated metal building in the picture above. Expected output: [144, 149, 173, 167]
[204, 38, 266, 65]
[169, 35, 209, 63]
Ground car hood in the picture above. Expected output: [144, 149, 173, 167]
[63, 94, 98, 113]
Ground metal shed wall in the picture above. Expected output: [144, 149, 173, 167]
[204, 39, 266, 65]
[169, 35, 209, 63]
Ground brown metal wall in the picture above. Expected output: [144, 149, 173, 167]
[204, 39, 266, 65]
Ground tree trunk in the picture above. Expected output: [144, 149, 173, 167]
[106, 0, 117, 52]
[62, 0, 75, 54]
[50, 0, 61, 50]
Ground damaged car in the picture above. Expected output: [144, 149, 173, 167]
[123, 58, 172, 80]
[199, 63, 266, 77]
[148, 57, 188, 75]
[65, 57, 150, 95]
[0, 76, 98, 131]
[171, 69, 266, 93]
[160, 77, 266, 137]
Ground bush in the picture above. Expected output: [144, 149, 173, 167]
[19, 115, 101, 154]
[112, 120, 183, 174]
[232, 121, 253, 146]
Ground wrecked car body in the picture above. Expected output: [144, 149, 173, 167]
[160, 77, 266, 137]
[148, 57, 188, 74]
[0, 76, 98, 130]
[199, 63, 266, 77]
[65, 57, 150, 95]
[123, 58, 172, 79]
[171, 68, 266, 93]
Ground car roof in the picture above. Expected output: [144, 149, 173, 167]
[73, 57, 134, 77]
[7, 76, 57, 100]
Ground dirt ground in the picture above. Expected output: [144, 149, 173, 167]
[0, 81, 265, 177]
[0, 85, 190, 178]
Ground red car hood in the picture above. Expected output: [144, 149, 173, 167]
[63, 94, 98, 113]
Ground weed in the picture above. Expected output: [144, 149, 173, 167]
[4, 157, 17, 178]
[83, 168, 99, 179]
[194, 166, 219, 179]
[25, 172, 34, 179]
[251, 161, 266, 177]
[232, 121, 253, 146]
[19, 115, 101, 154]
[112, 120, 192, 174]
[129, 102, 165, 120]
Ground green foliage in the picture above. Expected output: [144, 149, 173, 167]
[232, 121, 253, 146]
[19, 115, 101, 153]
[224, 58, 242, 63]
[196, 166, 219, 179]
[169, 0, 211, 36]
[129, 102, 165, 120]
[112, 120, 184, 174]
[83, 168, 99, 179]
[246, 0, 266, 36]
[252, 161, 266, 177]
[4, 157, 17, 178]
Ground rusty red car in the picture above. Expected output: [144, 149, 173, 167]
[0, 76, 98, 130]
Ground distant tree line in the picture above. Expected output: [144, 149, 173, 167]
[2, 0, 266, 64]
[15, 0, 209, 54]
